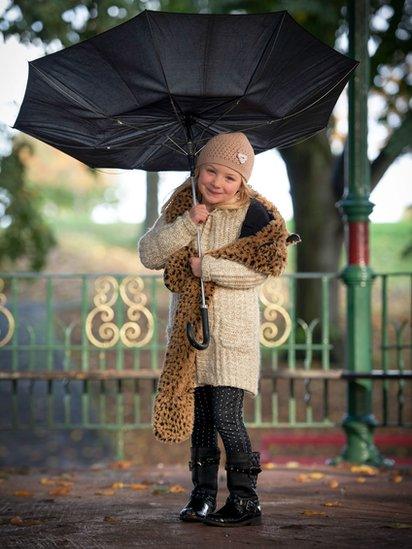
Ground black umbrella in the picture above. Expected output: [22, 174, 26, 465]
[12, 9, 358, 349]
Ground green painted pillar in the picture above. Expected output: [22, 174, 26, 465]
[331, 0, 392, 466]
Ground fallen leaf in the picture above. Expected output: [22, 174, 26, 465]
[103, 515, 120, 524]
[295, 473, 310, 483]
[168, 484, 186, 494]
[328, 480, 339, 489]
[302, 510, 327, 517]
[109, 460, 132, 470]
[390, 474, 403, 483]
[48, 485, 72, 496]
[130, 483, 149, 491]
[355, 477, 366, 484]
[263, 462, 277, 470]
[323, 501, 343, 507]
[13, 490, 33, 498]
[40, 478, 56, 486]
[9, 516, 43, 526]
[286, 461, 300, 469]
[95, 489, 115, 496]
[309, 472, 325, 480]
[110, 482, 126, 489]
[350, 465, 378, 476]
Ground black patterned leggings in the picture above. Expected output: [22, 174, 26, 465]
[191, 385, 252, 454]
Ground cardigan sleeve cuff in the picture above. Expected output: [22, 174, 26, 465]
[181, 209, 199, 236]
[201, 254, 268, 289]
[201, 254, 214, 282]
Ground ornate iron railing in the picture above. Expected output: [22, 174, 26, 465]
[0, 271, 410, 458]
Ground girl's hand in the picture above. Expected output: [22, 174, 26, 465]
[189, 256, 202, 277]
[189, 204, 209, 224]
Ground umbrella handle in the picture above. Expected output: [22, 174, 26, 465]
[186, 306, 210, 350]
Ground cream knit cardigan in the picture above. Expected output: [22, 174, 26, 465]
[138, 198, 268, 398]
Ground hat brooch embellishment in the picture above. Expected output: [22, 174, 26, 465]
[237, 152, 248, 164]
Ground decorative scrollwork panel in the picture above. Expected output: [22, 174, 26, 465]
[0, 278, 15, 347]
[86, 276, 154, 349]
[259, 277, 292, 348]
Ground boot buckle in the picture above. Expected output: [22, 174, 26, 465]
[245, 499, 258, 512]
[189, 460, 201, 470]
[189, 455, 220, 470]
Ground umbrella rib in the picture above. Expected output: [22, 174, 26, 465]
[138, 126, 185, 168]
[276, 64, 358, 121]
[241, 11, 287, 101]
[31, 64, 185, 155]
[145, 11, 188, 139]
[88, 41, 143, 107]
[195, 98, 243, 149]
[195, 64, 357, 140]
[195, 14, 287, 150]
[195, 12, 286, 121]
[276, 127, 326, 149]
[193, 13, 358, 151]
[165, 135, 188, 156]
[30, 64, 108, 119]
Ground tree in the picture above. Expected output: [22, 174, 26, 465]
[145, 172, 159, 233]
[0, 140, 57, 270]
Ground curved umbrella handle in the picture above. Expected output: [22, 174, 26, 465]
[186, 306, 210, 350]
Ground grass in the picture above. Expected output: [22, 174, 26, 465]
[49, 213, 140, 251]
[370, 222, 411, 273]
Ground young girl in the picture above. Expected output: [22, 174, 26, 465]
[138, 132, 289, 527]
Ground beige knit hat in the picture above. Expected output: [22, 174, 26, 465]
[195, 132, 255, 182]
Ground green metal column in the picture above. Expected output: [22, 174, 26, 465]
[333, 0, 388, 466]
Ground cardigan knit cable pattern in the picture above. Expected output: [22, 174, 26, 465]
[138, 186, 293, 444]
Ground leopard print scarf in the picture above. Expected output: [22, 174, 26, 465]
[152, 184, 294, 444]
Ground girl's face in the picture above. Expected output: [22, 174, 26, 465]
[197, 163, 242, 209]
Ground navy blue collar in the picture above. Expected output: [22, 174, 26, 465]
[239, 197, 274, 238]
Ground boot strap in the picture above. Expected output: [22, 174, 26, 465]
[228, 493, 260, 511]
[189, 455, 220, 470]
[191, 486, 216, 500]
[225, 463, 262, 474]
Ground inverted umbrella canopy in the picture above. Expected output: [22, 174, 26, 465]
[12, 9, 358, 171]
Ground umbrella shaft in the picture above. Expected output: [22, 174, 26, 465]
[190, 173, 206, 308]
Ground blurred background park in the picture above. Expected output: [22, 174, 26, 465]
[0, 1, 410, 469]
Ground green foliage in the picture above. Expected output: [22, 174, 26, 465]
[0, 142, 57, 271]
[48, 212, 138, 250]
[0, 0, 210, 46]
[370, 220, 412, 272]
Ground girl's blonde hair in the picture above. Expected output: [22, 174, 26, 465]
[160, 165, 257, 215]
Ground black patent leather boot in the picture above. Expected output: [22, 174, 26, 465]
[203, 450, 262, 527]
[179, 446, 221, 522]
